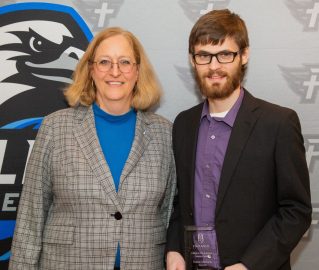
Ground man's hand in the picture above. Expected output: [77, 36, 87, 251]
[224, 263, 248, 270]
[166, 251, 186, 270]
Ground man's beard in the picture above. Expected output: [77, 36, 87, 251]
[195, 61, 243, 99]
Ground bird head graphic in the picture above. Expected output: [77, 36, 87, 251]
[0, 3, 92, 128]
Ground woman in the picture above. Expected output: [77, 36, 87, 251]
[9, 27, 176, 270]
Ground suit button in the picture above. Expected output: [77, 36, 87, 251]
[113, 212, 122, 220]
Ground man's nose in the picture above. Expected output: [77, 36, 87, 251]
[208, 56, 221, 70]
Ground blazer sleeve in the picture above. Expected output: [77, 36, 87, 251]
[159, 146, 177, 229]
[241, 109, 312, 269]
[9, 116, 54, 270]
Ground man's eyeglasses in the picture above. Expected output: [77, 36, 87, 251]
[193, 50, 240, 65]
[91, 58, 137, 73]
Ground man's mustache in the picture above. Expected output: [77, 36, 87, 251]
[205, 70, 228, 77]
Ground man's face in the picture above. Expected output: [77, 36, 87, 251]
[191, 37, 249, 100]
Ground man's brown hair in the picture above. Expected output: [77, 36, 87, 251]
[189, 9, 249, 54]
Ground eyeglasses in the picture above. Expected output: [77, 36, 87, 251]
[193, 50, 240, 65]
[91, 58, 137, 73]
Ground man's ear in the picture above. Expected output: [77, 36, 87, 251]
[189, 54, 196, 68]
[241, 47, 249, 65]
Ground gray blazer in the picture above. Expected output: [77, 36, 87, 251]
[9, 105, 176, 270]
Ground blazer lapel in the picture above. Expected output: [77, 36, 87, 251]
[73, 106, 122, 210]
[216, 90, 261, 215]
[119, 111, 151, 189]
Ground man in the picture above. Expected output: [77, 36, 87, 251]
[166, 9, 312, 270]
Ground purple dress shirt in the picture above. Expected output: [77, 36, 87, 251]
[194, 89, 244, 268]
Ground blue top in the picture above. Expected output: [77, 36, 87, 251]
[93, 103, 136, 267]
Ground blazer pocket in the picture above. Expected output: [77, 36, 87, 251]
[42, 225, 75, 245]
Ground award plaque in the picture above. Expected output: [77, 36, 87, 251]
[184, 225, 218, 270]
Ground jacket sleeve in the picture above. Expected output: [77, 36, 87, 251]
[241, 110, 312, 270]
[165, 114, 184, 255]
[9, 116, 54, 270]
[165, 189, 183, 254]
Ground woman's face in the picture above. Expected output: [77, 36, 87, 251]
[91, 34, 138, 114]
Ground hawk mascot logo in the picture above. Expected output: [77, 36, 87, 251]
[0, 2, 92, 266]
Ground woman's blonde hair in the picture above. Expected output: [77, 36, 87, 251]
[65, 27, 162, 110]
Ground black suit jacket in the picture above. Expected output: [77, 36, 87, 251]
[166, 89, 312, 270]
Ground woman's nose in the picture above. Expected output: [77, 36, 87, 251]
[109, 63, 121, 76]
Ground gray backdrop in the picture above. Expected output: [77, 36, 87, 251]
[1, 0, 318, 269]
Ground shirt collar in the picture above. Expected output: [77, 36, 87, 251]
[201, 88, 244, 127]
